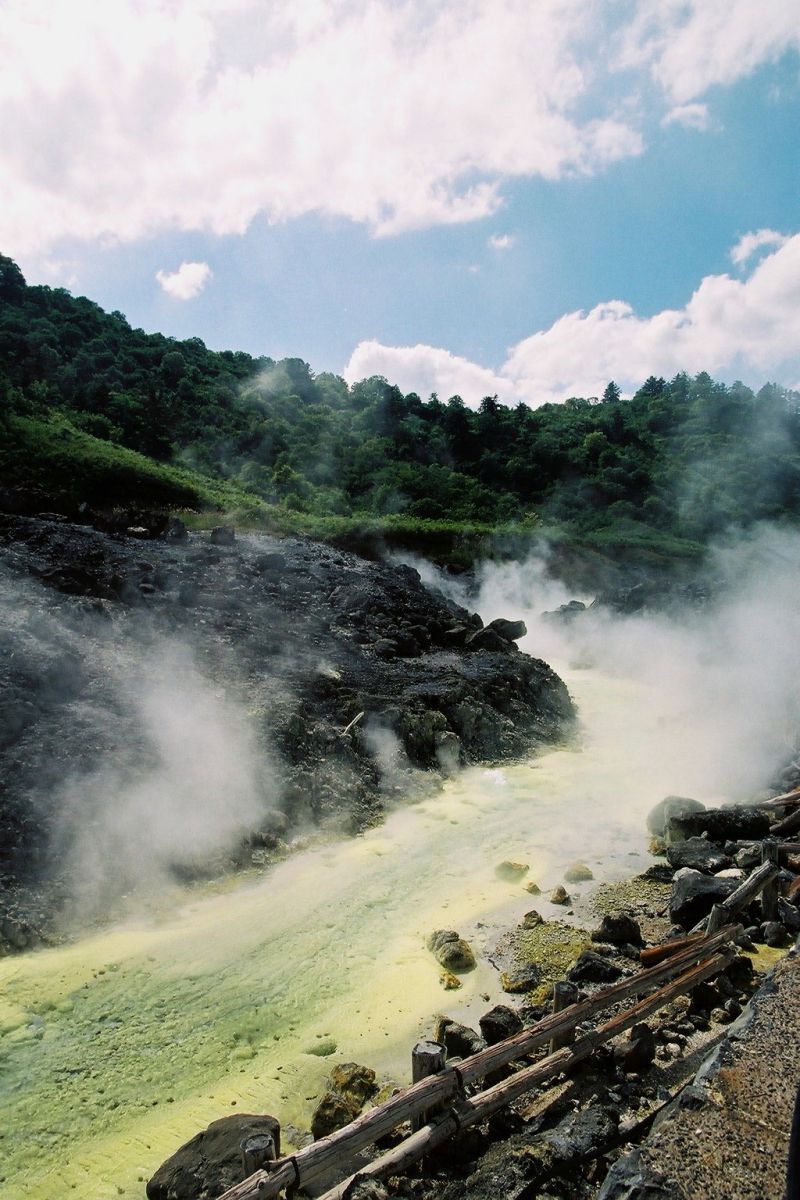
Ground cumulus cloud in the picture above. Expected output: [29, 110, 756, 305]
[0, 0, 645, 255]
[156, 260, 213, 300]
[346, 234, 800, 407]
[730, 228, 790, 267]
[661, 102, 709, 130]
[621, 0, 800, 104]
[343, 339, 515, 404]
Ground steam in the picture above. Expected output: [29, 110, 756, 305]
[475, 524, 800, 809]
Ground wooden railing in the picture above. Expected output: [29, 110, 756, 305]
[217, 924, 742, 1200]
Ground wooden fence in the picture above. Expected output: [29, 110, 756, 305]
[218, 923, 742, 1200]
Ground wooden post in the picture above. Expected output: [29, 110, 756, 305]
[215, 925, 743, 1200]
[761, 838, 780, 921]
[240, 1133, 276, 1177]
[550, 981, 578, 1052]
[314, 948, 737, 1200]
[410, 1041, 446, 1132]
[706, 904, 729, 935]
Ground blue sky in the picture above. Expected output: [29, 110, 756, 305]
[2, 1, 799, 406]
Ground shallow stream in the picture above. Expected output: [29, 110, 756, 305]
[0, 656, 679, 1200]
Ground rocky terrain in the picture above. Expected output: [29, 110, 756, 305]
[0, 511, 574, 952]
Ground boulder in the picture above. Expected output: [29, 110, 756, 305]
[146, 1114, 281, 1200]
[479, 1004, 523, 1045]
[501, 962, 542, 993]
[165, 516, 188, 541]
[486, 618, 527, 643]
[567, 950, 623, 985]
[666, 838, 730, 873]
[435, 1017, 486, 1058]
[427, 929, 476, 972]
[328, 1062, 378, 1109]
[311, 1091, 360, 1140]
[550, 885, 570, 905]
[666, 807, 770, 845]
[646, 795, 705, 839]
[669, 868, 738, 929]
[465, 627, 509, 653]
[564, 862, 594, 883]
[521, 909, 543, 929]
[591, 913, 643, 948]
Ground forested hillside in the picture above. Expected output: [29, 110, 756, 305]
[2, 252, 799, 561]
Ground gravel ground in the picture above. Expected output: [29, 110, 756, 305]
[598, 938, 800, 1200]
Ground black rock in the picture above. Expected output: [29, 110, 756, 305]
[761, 920, 789, 947]
[479, 1004, 523, 1045]
[669, 869, 738, 929]
[666, 807, 770, 845]
[146, 1114, 281, 1200]
[486, 617, 527, 642]
[614, 1022, 656, 1074]
[591, 913, 644, 948]
[666, 838, 730, 873]
[567, 950, 624, 984]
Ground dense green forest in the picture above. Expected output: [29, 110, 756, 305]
[2, 252, 799, 562]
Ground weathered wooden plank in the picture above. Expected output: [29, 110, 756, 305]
[761, 839, 780, 921]
[217, 926, 742, 1200]
[316, 949, 736, 1200]
[640, 932, 705, 968]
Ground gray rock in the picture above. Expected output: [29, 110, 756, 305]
[564, 861, 594, 883]
[465, 627, 509, 652]
[646, 795, 705, 839]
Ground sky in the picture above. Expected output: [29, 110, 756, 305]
[1, 0, 799, 408]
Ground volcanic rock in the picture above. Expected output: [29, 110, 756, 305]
[669, 869, 738, 929]
[146, 1114, 281, 1200]
[646, 795, 705, 839]
[666, 838, 731, 873]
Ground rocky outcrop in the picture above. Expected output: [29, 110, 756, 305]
[0, 514, 575, 945]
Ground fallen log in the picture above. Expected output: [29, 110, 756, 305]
[217, 925, 741, 1200]
[762, 787, 800, 810]
[316, 948, 736, 1200]
[770, 807, 800, 837]
[640, 932, 705, 968]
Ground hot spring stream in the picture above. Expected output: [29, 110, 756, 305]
[0, 661, 717, 1199]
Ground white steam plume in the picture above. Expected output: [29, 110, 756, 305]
[475, 525, 800, 809]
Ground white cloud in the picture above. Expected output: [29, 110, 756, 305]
[621, 0, 800, 104]
[661, 102, 709, 130]
[156, 261, 212, 300]
[730, 228, 790, 267]
[488, 233, 515, 250]
[0, 0, 645, 255]
[346, 235, 800, 407]
[343, 340, 515, 405]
